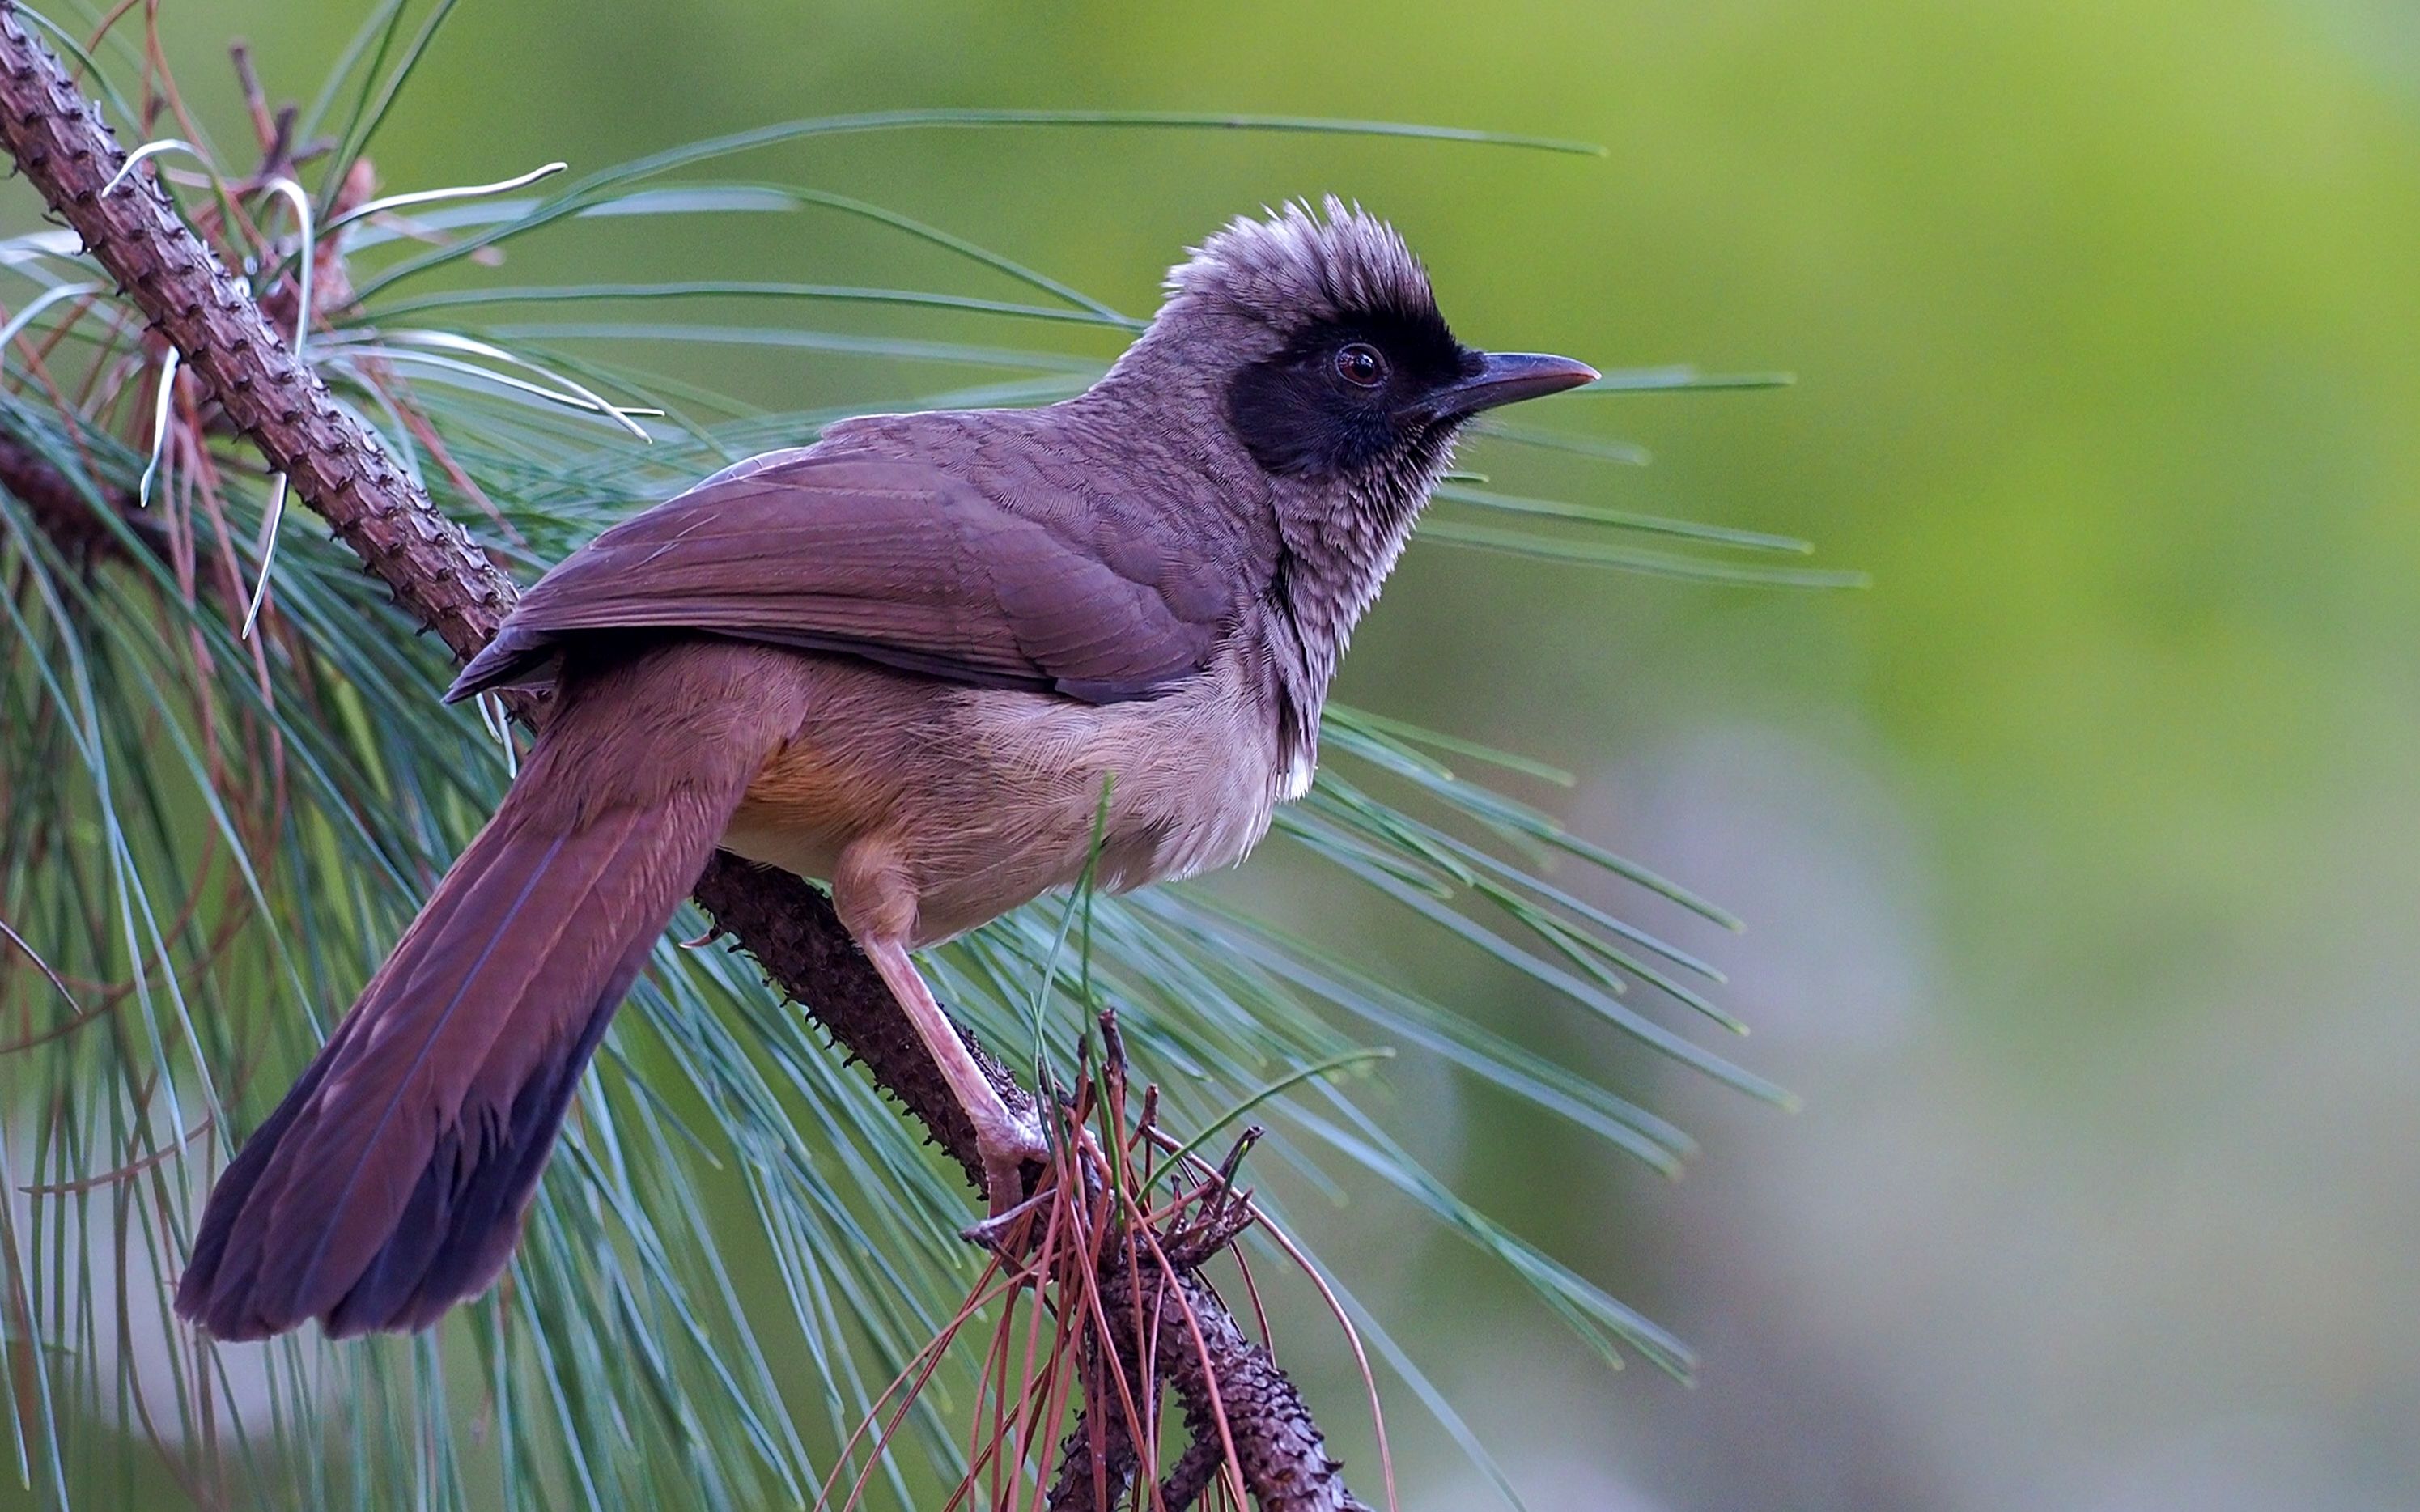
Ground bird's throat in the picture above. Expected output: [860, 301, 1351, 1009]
[1265, 452, 1445, 757]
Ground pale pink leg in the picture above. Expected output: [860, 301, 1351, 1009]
[860, 936, 1048, 1214]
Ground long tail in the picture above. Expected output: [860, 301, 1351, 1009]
[176, 642, 791, 1339]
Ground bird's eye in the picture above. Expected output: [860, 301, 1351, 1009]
[1333, 342, 1387, 388]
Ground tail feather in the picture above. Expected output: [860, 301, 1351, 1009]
[263, 816, 631, 1324]
[176, 642, 788, 1339]
[326, 983, 622, 1336]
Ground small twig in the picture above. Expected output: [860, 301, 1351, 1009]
[227, 41, 271, 158]
[1028, 1017, 1366, 1511]
[0, 423, 166, 563]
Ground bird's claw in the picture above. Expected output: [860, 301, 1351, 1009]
[959, 1116, 1117, 1255]
[961, 1186, 1052, 1253]
[977, 1115, 1051, 1217]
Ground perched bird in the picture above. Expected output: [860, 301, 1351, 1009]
[175, 198, 1598, 1340]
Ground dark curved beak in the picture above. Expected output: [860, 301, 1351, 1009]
[1424, 351, 1599, 419]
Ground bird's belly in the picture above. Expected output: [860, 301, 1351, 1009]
[720, 749, 870, 882]
[909, 672, 1285, 941]
[719, 656, 1286, 945]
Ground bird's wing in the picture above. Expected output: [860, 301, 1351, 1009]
[446, 452, 1231, 705]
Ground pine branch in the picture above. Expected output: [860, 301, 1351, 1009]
[0, 10, 1369, 1506]
[1052, 1268, 1373, 1512]
[0, 424, 163, 562]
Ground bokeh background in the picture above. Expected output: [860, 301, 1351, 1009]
[86, 0, 2420, 1506]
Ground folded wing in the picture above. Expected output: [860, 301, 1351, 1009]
[448, 452, 1232, 705]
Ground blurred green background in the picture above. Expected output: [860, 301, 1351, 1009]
[98, 0, 2420, 1506]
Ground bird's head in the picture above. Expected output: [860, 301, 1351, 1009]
[1156, 198, 1594, 491]
[1102, 198, 1597, 665]
[1118, 201, 1597, 500]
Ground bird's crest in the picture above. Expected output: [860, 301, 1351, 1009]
[1165, 197, 1442, 338]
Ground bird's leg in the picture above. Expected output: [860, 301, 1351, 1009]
[860, 936, 1049, 1214]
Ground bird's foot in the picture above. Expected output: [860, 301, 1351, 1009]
[976, 1108, 1052, 1218]
[959, 1115, 1114, 1256]
[961, 1185, 1051, 1254]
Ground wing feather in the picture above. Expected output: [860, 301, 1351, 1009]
[448, 453, 1228, 704]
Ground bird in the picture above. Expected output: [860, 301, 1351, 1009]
[173, 197, 1598, 1340]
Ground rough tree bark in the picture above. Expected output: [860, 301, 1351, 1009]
[0, 8, 1368, 1509]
